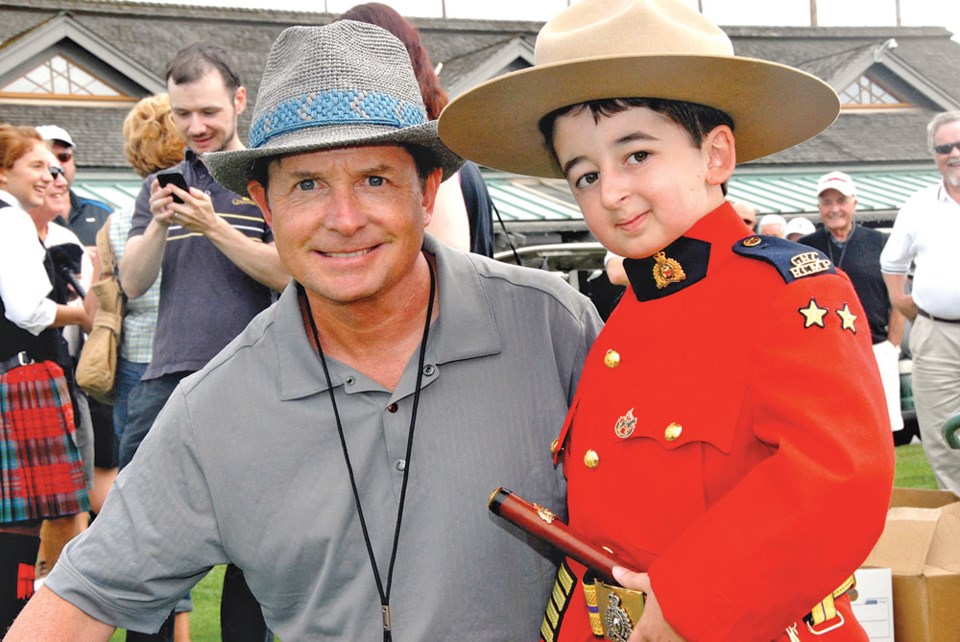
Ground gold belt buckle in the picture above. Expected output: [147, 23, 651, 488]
[593, 580, 645, 642]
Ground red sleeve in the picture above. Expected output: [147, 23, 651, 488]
[649, 271, 895, 641]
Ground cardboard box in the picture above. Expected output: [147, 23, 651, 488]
[862, 488, 960, 642]
[851, 568, 894, 641]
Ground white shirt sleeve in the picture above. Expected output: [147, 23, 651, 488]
[880, 191, 921, 275]
[0, 206, 58, 335]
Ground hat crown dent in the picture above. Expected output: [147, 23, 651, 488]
[249, 21, 427, 149]
[535, 0, 733, 66]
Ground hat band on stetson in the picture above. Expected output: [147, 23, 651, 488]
[249, 89, 428, 149]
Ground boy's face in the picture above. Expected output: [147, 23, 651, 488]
[554, 105, 729, 259]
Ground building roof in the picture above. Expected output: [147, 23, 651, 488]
[1, 0, 956, 229]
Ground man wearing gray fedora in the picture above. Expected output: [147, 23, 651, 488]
[5, 21, 601, 641]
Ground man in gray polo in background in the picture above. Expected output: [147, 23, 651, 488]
[5, 21, 601, 641]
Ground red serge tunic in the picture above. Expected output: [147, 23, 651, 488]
[546, 203, 894, 641]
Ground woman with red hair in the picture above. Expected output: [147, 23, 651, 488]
[0, 123, 90, 629]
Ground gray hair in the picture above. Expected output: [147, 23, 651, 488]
[927, 111, 960, 153]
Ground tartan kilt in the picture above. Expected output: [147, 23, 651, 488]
[1, 360, 90, 523]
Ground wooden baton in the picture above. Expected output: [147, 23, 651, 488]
[488, 487, 633, 584]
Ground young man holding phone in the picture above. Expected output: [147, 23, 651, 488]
[116, 42, 288, 642]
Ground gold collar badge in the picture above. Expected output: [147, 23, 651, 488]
[615, 408, 638, 438]
[652, 251, 686, 289]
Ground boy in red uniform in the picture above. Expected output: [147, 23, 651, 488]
[439, 0, 895, 640]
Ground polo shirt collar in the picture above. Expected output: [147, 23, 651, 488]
[275, 234, 501, 400]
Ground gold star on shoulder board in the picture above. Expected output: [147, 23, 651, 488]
[836, 303, 858, 333]
[799, 298, 829, 329]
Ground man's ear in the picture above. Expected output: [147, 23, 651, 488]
[234, 86, 248, 116]
[247, 181, 272, 227]
[704, 125, 736, 187]
[420, 168, 443, 228]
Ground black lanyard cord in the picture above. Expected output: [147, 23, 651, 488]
[299, 259, 436, 642]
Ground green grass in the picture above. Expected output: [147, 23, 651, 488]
[107, 442, 937, 641]
[892, 442, 938, 489]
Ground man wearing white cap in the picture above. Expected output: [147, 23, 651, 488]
[784, 216, 815, 241]
[35, 125, 112, 248]
[799, 171, 904, 434]
[6, 20, 601, 641]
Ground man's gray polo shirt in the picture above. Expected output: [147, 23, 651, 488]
[48, 236, 602, 640]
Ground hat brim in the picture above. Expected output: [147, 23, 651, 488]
[439, 54, 839, 178]
[203, 121, 463, 198]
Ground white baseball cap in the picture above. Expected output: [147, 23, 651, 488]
[35, 125, 75, 148]
[816, 171, 856, 197]
[785, 217, 816, 238]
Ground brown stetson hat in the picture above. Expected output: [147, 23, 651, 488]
[438, 0, 840, 179]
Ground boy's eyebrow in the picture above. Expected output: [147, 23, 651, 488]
[615, 131, 659, 147]
[561, 155, 587, 179]
[561, 130, 660, 179]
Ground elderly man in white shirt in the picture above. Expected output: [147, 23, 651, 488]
[882, 110, 960, 494]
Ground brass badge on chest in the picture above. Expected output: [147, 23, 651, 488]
[614, 408, 637, 438]
[652, 251, 686, 289]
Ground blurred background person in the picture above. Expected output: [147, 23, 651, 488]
[113, 93, 190, 642]
[783, 216, 817, 241]
[35, 125, 112, 249]
[0, 124, 90, 630]
[24, 148, 101, 583]
[604, 250, 628, 287]
[731, 200, 757, 232]
[337, 2, 496, 256]
[882, 111, 960, 493]
[757, 213, 786, 237]
[800, 171, 904, 436]
[34, 126, 118, 538]
[784, 216, 815, 241]
[114, 94, 182, 454]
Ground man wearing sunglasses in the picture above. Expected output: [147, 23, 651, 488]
[35, 126, 113, 250]
[882, 110, 960, 495]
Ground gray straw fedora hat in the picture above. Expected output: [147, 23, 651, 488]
[205, 21, 463, 197]
[438, 0, 840, 178]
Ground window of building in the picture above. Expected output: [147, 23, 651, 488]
[0, 53, 127, 100]
[839, 73, 910, 109]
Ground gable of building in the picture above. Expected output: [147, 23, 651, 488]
[1, 0, 957, 229]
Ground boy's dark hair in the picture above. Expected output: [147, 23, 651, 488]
[165, 42, 242, 92]
[538, 98, 734, 166]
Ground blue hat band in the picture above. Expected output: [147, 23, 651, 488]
[249, 89, 428, 149]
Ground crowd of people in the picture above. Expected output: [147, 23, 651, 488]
[1, 0, 959, 640]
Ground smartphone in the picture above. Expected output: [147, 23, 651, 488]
[157, 171, 189, 204]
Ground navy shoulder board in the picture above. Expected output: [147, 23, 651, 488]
[732, 235, 836, 284]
